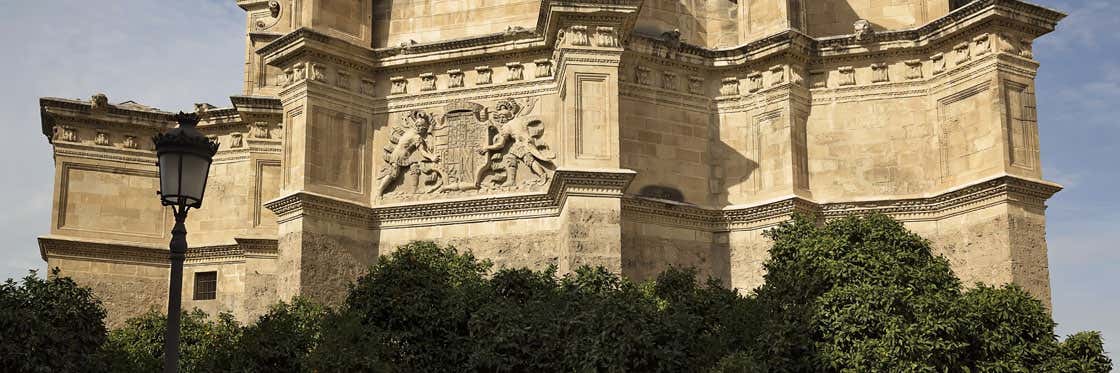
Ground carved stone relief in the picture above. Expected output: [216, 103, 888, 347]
[61, 127, 78, 142]
[595, 26, 619, 47]
[662, 72, 677, 90]
[251, 121, 272, 139]
[955, 42, 971, 65]
[476, 66, 492, 85]
[871, 63, 889, 83]
[448, 69, 464, 88]
[390, 76, 407, 94]
[932, 53, 946, 74]
[905, 60, 923, 80]
[854, 19, 874, 41]
[534, 59, 552, 78]
[254, 0, 283, 31]
[720, 77, 740, 96]
[231, 133, 244, 148]
[507, 63, 524, 82]
[688, 76, 704, 94]
[310, 63, 327, 82]
[91, 94, 109, 112]
[337, 71, 351, 89]
[769, 65, 786, 87]
[636, 66, 652, 86]
[420, 73, 437, 91]
[123, 135, 139, 149]
[839, 66, 856, 86]
[974, 34, 991, 55]
[570, 26, 590, 46]
[377, 98, 555, 200]
[95, 132, 110, 146]
[360, 79, 376, 95]
[748, 72, 763, 92]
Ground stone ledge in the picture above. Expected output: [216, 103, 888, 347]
[623, 175, 1062, 232]
[265, 168, 637, 229]
[39, 236, 279, 266]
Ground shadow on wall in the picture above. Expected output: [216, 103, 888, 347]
[805, 0, 886, 37]
[633, 0, 739, 48]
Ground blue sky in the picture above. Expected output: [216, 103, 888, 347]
[0, 0, 1116, 357]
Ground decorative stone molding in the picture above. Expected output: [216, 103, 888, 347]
[871, 63, 889, 83]
[932, 53, 946, 74]
[687, 76, 704, 94]
[662, 71, 677, 90]
[448, 69, 464, 88]
[506, 63, 524, 82]
[838, 66, 856, 86]
[534, 59, 552, 78]
[622, 175, 1061, 232]
[122, 135, 139, 149]
[974, 34, 991, 55]
[360, 78, 376, 95]
[905, 60, 923, 80]
[768, 65, 786, 87]
[747, 72, 763, 93]
[336, 70, 351, 89]
[595, 26, 619, 47]
[420, 73, 437, 91]
[39, 236, 279, 265]
[719, 77, 739, 96]
[955, 42, 972, 65]
[95, 132, 110, 146]
[635, 66, 652, 86]
[390, 76, 407, 94]
[475, 66, 492, 85]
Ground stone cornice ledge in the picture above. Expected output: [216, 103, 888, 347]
[264, 168, 636, 228]
[622, 175, 1062, 232]
[39, 236, 279, 266]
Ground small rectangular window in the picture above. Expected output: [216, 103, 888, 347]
[193, 271, 217, 300]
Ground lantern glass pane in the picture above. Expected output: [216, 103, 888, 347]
[180, 153, 210, 204]
[158, 153, 180, 202]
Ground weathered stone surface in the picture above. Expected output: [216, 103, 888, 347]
[35, 0, 1066, 326]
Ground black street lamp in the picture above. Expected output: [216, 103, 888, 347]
[152, 112, 218, 373]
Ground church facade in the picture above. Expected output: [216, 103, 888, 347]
[37, 0, 1065, 326]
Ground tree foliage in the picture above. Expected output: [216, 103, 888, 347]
[731, 214, 1112, 372]
[1, 215, 1112, 372]
[0, 269, 107, 373]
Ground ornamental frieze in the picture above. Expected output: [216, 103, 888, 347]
[377, 97, 556, 201]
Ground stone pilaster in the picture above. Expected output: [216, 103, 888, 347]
[262, 29, 380, 304]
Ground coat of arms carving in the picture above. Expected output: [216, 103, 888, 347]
[377, 97, 555, 200]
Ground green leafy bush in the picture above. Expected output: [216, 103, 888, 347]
[0, 269, 107, 373]
[100, 309, 241, 372]
[2, 215, 1111, 372]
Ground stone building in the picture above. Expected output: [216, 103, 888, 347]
[37, 0, 1065, 326]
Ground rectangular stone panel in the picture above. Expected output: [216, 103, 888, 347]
[308, 106, 366, 194]
[1005, 82, 1038, 170]
[576, 74, 610, 160]
[938, 83, 993, 182]
[59, 164, 165, 238]
[255, 160, 282, 228]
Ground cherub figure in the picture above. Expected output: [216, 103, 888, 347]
[378, 110, 442, 196]
[478, 98, 556, 186]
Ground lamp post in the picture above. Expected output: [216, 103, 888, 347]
[152, 112, 218, 373]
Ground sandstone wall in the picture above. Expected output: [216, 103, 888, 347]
[620, 97, 713, 205]
[47, 257, 169, 329]
[373, 0, 541, 48]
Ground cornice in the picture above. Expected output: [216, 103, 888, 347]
[264, 168, 637, 229]
[39, 236, 279, 266]
[621, 175, 1061, 232]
